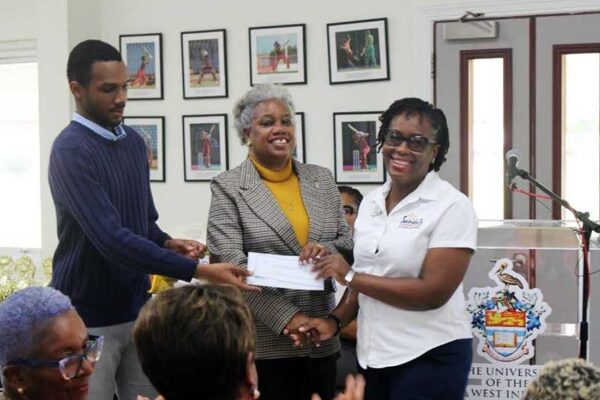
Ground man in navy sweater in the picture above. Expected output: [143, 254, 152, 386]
[49, 40, 258, 400]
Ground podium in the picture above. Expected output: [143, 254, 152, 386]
[463, 220, 600, 399]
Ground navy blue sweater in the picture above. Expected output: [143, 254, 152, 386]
[49, 121, 197, 327]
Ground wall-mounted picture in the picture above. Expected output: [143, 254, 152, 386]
[183, 114, 228, 181]
[124, 116, 166, 182]
[327, 18, 389, 84]
[334, 112, 384, 184]
[119, 33, 163, 99]
[181, 29, 228, 99]
[249, 24, 306, 85]
[293, 112, 305, 163]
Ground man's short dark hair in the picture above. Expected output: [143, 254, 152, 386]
[67, 40, 122, 87]
[338, 185, 363, 206]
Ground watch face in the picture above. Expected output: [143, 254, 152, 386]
[344, 270, 355, 283]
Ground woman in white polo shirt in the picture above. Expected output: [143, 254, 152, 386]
[302, 98, 477, 399]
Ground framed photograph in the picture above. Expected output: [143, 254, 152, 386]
[333, 112, 385, 184]
[181, 29, 228, 99]
[123, 116, 166, 182]
[327, 18, 389, 84]
[182, 114, 228, 181]
[293, 112, 305, 163]
[249, 24, 306, 85]
[120, 33, 163, 99]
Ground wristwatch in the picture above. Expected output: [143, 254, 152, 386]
[344, 269, 356, 287]
[325, 314, 342, 336]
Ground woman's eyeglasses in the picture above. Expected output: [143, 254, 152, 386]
[343, 205, 357, 216]
[383, 129, 436, 152]
[7, 335, 104, 380]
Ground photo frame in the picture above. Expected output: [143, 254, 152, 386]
[333, 111, 385, 184]
[183, 114, 228, 181]
[249, 24, 306, 85]
[327, 18, 389, 84]
[123, 116, 166, 182]
[181, 29, 228, 99]
[119, 33, 163, 99]
[293, 112, 305, 163]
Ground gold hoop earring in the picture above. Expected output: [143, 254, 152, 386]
[17, 387, 24, 395]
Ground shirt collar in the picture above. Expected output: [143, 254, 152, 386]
[72, 112, 127, 141]
[374, 171, 440, 213]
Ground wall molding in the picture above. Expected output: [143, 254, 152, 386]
[413, 0, 600, 100]
[0, 39, 36, 64]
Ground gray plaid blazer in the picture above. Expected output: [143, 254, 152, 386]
[207, 159, 353, 359]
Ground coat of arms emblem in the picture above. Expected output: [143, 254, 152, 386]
[466, 258, 551, 363]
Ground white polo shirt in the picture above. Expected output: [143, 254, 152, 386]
[353, 172, 477, 369]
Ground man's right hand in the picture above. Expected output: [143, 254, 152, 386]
[194, 263, 261, 292]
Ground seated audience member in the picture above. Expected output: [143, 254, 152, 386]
[0, 286, 101, 400]
[522, 358, 600, 399]
[335, 186, 363, 390]
[338, 186, 363, 237]
[133, 285, 364, 400]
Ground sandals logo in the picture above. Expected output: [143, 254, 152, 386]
[466, 258, 551, 363]
[399, 212, 423, 229]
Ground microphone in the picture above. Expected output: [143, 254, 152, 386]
[505, 149, 521, 187]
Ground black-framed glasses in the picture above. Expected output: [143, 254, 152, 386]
[7, 335, 104, 380]
[383, 129, 436, 152]
[343, 205, 357, 216]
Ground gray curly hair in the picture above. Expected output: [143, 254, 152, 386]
[0, 286, 73, 367]
[232, 84, 295, 145]
[522, 358, 600, 400]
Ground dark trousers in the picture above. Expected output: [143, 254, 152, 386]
[256, 355, 337, 400]
[359, 338, 472, 400]
[336, 338, 358, 391]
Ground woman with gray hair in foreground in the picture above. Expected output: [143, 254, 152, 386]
[0, 286, 102, 400]
[522, 358, 600, 400]
[206, 84, 353, 400]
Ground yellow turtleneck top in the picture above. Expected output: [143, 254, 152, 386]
[250, 156, 309, 246]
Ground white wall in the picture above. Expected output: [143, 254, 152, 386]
[0, 0, 37, 41]
[2, 0, 599, 253]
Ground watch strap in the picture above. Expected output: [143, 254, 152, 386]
[325, 314, 342, 336]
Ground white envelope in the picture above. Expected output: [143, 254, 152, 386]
[247, 252, 324, 291]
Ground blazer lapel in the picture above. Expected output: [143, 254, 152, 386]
[295, 161, 325, 243]
[239, 159, 302, 253]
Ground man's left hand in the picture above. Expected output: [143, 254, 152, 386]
[165, 239, 207, 259]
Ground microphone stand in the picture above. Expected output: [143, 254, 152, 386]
[512, 166, 600, 359]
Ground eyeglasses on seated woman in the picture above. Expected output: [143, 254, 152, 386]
[0, 286, 95, 400]
[6, 335, 103, 381]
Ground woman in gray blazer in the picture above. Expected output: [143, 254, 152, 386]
[207, 84, 353, 400]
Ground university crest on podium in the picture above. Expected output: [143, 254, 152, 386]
[466, 258, 551, 363]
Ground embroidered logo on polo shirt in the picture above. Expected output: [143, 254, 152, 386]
[371, 208, 383, 217]
[399, 212, 423, 229]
